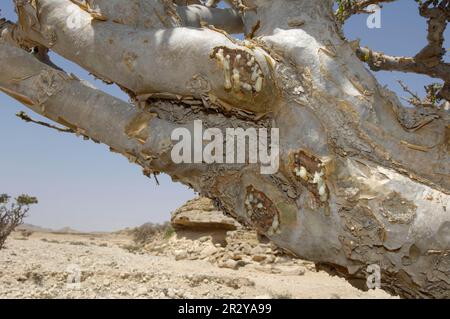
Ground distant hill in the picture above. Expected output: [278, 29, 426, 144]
[16, 223, 53, 233]
[17, 224, 81, 234]
[54, 226, 81, 234]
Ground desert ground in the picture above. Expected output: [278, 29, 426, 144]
[0, 228, 394, 299]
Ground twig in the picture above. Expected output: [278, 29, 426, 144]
[398, 80, 421, 103]
[15, 111, 75, 133]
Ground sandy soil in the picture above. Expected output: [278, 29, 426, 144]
[0, 231, 394, 299]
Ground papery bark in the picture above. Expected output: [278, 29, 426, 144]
[2, 0, 449, 298]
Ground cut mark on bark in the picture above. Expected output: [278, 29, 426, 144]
[124, 112, 156, 144]
[291, 150, 329, 202]
[210, 46, 264, 95]
[244, 185, 281, 236]
[381, 192, 417, 225]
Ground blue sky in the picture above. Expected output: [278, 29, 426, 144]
[0, 0, 448, 231]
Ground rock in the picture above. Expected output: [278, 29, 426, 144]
[174, 249, 188, 261]
[250, 264, 273, 273]
[200, 245, 218, 258]
[240, 243, 252, 255]
[171, 197, 240, 230]
[166, 288, 176, 298]
[219, 259, 239, 270]
[252, 254, 267, 262]
[136, 287, 148, 296]
[241, 256, 253, 264]
[115, 288, 126, 295]
[272, 265, 306, 276]
[250, 246, 265, 255]
[119, 272, 129, 279]
[274, 256, 291, 264]
[265, 255, 276, 264]
[199, 236, 212, 242]
[230, 253, 243, 261]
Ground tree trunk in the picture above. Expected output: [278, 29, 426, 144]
[1, 0, 449, 298]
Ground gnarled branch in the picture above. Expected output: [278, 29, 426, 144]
[0, 40, 207, 179]
[354, 0, 449, 101]
[67, 0, 182, 28]
[14, 0, 278, 113]
[355, 47, 450, 82]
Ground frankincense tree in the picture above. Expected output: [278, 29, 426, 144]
[0, 0, 449, 298]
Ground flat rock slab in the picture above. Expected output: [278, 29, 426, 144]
[171, 197, 240, 230]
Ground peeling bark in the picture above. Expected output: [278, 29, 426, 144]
[2, 0, 450, 298]
[13, 0, 278, 113]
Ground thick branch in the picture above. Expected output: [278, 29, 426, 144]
[177, 4, 243, 34]
[15, 0, 278, 114]
[67, 0, 182, 28]
[354, 0, 449, 100]
[64, 1, 243, 34]
[356, 47, 450, 82]
[415, 0, 449, 63]
[0, 40, 207, 179]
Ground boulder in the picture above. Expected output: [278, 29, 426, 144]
[174, 249, 188, 261]
[171, 197, 240, 231]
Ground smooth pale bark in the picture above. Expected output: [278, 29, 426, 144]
[65, 0, 182, 29]
[65, 1, 244, 34]
[3, 0, 450, 298]
[252, 0, 449, 191]
[0, 41, 225, 183]
[14, 0, 277, 113]
[177, 4, 244, 34]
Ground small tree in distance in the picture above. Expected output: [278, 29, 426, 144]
[0, 194, 38, 249]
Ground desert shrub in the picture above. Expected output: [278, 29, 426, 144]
[68, 241, 88, 246]
[41, 238, 60, 244]
[132, 222, 172, 244]
[0, 194, 38, 249]
[163, 225, 175, 239]
[20, 229, 33, 238]
[121, 243, 142, 254]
